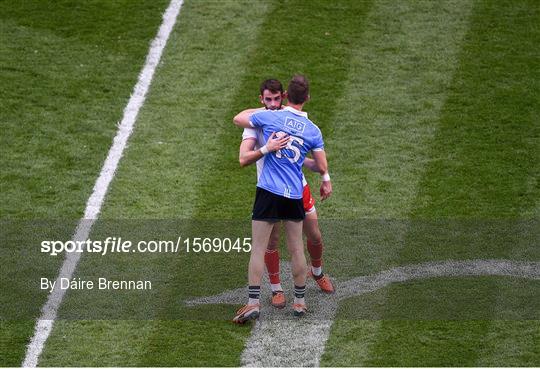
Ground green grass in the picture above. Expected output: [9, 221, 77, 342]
[0, 0, 170, 219]
[337, 277, 540, 320]
[410, 0, 540, 219]
[39, 320, 249, 367]
[324, 320, 540, 367]
[0, 0, 169, 366]
[322, 0, 476, 219]
[323, 0, 540, 366]
[1, 0, 539, 366]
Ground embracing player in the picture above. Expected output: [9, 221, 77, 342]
[237, 78, 334, 315]
[232, 75, 332, 322]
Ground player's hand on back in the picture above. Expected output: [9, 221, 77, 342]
[266, 132, 289, 152]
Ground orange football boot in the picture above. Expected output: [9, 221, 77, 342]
[233, 304, 260, 324]
[309, 271, 335, 294]
[292, 303, 307, 317]
[271, 291, 286, 309]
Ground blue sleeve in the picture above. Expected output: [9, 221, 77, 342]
[249, 110, 266, 128]
[312, 130, 324, 151]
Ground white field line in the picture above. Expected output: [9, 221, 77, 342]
[21, 1, 184, 366]
[185, 259, 540, 367]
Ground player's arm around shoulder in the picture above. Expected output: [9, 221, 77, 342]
[312, 149, 332, 201]
[233, 108, 265, 128]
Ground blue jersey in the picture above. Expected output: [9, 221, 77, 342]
[250, 106, 324, 199]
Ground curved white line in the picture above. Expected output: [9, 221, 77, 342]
[184, 259, 540, 367]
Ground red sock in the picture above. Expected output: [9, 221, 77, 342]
[307, 239, 323, 268]
[265, 249, 280, 284]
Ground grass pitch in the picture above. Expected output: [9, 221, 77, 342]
[1, 0, 539, 366]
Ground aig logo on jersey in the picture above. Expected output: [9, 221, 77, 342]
[284, 117, 306, 135]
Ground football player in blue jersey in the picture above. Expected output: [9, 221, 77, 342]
[232, 75, 332, 323]
[239, 79, 335, 312]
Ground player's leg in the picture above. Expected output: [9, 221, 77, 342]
[303, 210, 334, 293]
[249, 219, 275, 286]
[265, 224, 281, 287]
[284, 220, 308, 316]
[304, 209, 323, 274]
[234, 219, 274, 324]
[265, 223, 285, 308]
[302, 183, 335, 293]
[302, 183, 323, 273]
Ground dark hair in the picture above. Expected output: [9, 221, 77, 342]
[287, 75, 309, 104]
[260, 79, 283, 95]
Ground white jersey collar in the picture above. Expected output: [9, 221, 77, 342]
[283, 105, 308, 118]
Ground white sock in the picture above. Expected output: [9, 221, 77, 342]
[311, 266, 322, 276]
[248, 298, 260, 306]
[271, 283, 283, 292]
[294, 297, 305, 305]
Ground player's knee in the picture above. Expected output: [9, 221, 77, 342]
[289, 248, 306, 261]
[303, 222, 321, 243]
[310, 234, 323, 246]
[305, 227, 322, 245]
[267, 236, 279, 250]
[248, 262, 265, 280]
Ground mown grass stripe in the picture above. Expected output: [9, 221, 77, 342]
[363, 0, 540, 366]
[475, 321, 540, 366]
[320, 0, 475, 365]
[464, 1, 539, 365]
[323, 0, 475, 220]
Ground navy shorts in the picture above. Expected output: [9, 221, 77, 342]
[252, 187, 305, 221]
